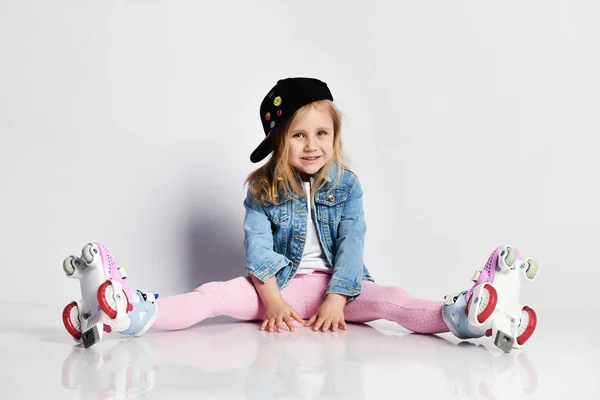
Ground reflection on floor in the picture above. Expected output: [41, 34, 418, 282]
[1, 306, 597, 399]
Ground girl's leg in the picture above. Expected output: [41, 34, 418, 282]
[299, 273, 448, 334]
[343, 281, 449, 334]
[152, 275, 308, 331]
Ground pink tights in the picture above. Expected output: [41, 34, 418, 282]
[152, 271, 449, 334]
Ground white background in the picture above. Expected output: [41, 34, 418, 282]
[1, 0, 599, 313]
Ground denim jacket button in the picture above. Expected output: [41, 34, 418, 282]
[328, 194, 335, 201]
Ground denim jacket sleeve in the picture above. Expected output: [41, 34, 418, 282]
[243, 190, 291, 283]
[326, 175, 367, 300]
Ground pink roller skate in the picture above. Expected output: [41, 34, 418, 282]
[62, 242, 158, 348]
[442, 245, 539, 353]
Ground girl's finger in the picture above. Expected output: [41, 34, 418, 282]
[267, 318, 275, 332]
[321, 319, 333, 332]
[304, 315, 317, 327]
[313, 317, 326, 332]
[331, 320, 339, 332]
[340, 320, 348, 330]
[275, 316, 284, 333]
[291, 309, 305, 324]
[283, 316, 295, 332]
[260, 319, 269, 331]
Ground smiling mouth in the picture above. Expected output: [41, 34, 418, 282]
[302, 156, 321, 161]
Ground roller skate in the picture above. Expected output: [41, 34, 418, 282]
[62, 242, 159, 348]
[442, 245, 539, 353]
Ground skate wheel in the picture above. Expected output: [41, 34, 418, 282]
[82, 243, 99, 264]
[97, 281, 130, 320]
[468, 284, 498, 323]
[499, 247, 517, 271]
[516, 306, 537, 345]
[525, 259, 539, 280]
[62, 302, 82, 341]
[63, 256, 78, 277]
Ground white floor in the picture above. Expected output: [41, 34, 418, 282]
[1, 304, 598, 400]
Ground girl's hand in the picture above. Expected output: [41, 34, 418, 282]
[304, 293, 348, 332]
[261, 299, 305, 333]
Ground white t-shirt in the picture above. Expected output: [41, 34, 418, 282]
[296, 181, 332, 275]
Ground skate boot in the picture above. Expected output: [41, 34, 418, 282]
[62, 242, 159, 348]
[442, 245, 539, 353]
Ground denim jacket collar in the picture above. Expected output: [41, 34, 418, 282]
[277, 162, 339, 203]
[292, 162, 336, 184]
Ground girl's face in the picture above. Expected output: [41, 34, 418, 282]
[286, 105, 335, 181]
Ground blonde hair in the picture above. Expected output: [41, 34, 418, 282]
[245, 100, 348, 205]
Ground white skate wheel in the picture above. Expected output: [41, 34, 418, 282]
[82, 243, 99, 264]
[63, 256, 76, 276]
[498, 247, 517, 271]
[525, 259, 539, 280]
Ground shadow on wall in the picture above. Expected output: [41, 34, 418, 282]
[183, 212, 246, 290]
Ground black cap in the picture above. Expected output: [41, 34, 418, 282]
[250, 77, 334, 163]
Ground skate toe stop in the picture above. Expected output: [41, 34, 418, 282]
[494, 330, 515, 353]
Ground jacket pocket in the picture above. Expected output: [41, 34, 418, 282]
[264, 198, 291, 225]
[314, 189, 348, 224]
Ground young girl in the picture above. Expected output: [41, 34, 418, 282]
[62, 77, 537, 350]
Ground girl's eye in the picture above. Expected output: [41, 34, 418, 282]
[293, 133, 304, 138]
[317, 131, 328, 136]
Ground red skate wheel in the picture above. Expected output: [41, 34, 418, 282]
[466, 284, 498, 323]
[517, 306, 537, 345]
[98, 281, 131, 319]
[477, 284, 498, 323]
[62, 301, 82, 341]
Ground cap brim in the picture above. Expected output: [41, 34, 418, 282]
[250, 135, 272, 163]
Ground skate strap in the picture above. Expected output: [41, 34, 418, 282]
[137, 289, 159, 303]
[444, 291, 463, 305]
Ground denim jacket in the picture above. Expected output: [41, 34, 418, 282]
[243, 162, 374, 300]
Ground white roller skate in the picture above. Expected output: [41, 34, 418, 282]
[442, 245, 539, 353]
[62, 242, 159, 348]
